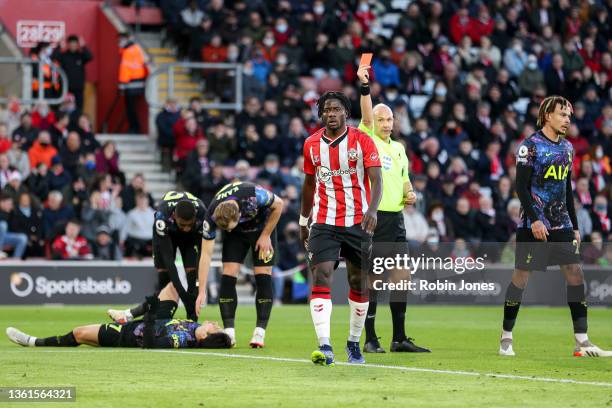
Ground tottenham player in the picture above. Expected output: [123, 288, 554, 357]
[500, 96, 611, 357]
[7, 284, 231, 349]
[194, 181, 283, 348]
[108, 191, 207, 323]
[300, 91, 383, 365]
[356, 64, 430, 353]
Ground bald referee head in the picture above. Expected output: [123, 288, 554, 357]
[372, 103, 394, 140]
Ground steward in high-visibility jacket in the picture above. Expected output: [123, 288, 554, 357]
[118, 35, 147, 93]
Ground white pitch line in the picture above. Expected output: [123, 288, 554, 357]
[20, 349, 612, 388]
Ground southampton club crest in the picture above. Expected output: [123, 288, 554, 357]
[348, 148, 358, 162]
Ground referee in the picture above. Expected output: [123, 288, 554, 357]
[357, 64, 430, 353]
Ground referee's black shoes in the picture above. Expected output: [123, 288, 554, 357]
[363, 337, 386, 353]
[390, 337, 431, 353]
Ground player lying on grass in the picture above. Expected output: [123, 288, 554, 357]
[6, 285, 232, 349]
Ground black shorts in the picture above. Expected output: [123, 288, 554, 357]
[98, 322, 126, 347]
[373, 211, 409, 243]
[515, 228, 580, 271]
[308, 223, 372, 268]
[153, 234, 200, 270]
[221, 229, 278, 267]
[98, 301, 178, 347]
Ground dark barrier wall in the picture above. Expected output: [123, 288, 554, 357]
[1, 262, 611, 306]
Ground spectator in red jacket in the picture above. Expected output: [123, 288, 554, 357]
[201, 34, 228, 63]
[579, 37, 601, 73]
[174, 116, 204, 171]
[469, 4, 494, 45]
[51, 219, 92, 260]
[31, 102, 56, 131]
[0, 122, 12, 154]
[449, 7, 475, 45]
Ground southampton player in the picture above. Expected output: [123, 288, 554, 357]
[7, 284, 231, 349]
[194, 181, 283, 348]
[500, 96, 611, 357]
[356, 65, 430, 354]
[300, 91, 383, 365]
[108, 191, 207, 323]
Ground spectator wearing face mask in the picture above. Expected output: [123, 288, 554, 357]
[503, 39, 528, 78]
[427, 203, 454, 242]
[518, 55, 545, 96]
[591, 195, 610, 235]
[31, 102, 56, 131]
[256, 154, 286, 195]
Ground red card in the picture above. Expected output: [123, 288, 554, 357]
[359, 53, 373, 67]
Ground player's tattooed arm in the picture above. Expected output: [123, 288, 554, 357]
[515, 164, 539, 224]
[299, 174, 316, 248]
[195, 238, 215, 318]
[363, 166, 382, 235]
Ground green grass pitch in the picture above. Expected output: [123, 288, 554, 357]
[1, 304, 612, 407]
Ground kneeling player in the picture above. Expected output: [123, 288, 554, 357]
[194, 181, 283, 348]
[108, 191, 207, 323]
[500, 96, 611, 357]
[6, 285, 231, 349]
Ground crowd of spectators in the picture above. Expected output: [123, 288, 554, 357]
[0, 99, 157, 260]
[153, 0, 611, 269]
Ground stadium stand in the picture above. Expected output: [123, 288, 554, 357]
[0, 0, 610, 280]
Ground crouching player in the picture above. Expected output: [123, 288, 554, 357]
[194, 181, 283, 348]
[6, 284, 231, 349]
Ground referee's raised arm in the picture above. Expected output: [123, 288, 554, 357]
[357, 64, 374, 129]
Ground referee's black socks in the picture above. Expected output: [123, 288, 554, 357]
[219, 275, 238, 328]
[255, 274, 273, 329]
[503, 282, 524, 332]
[390, 291, 408, 342]
[35, 331, 79, 347]
[365, 289, 378, 342]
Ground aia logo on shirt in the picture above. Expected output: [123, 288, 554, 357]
[348, 148, 358, 162]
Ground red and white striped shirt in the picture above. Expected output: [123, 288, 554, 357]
[303, 126, 381, 227]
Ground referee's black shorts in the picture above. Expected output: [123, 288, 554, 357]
[515, 228, 580, 272]
[308, 223, 371, 269]
[373, 211, 408, 243]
